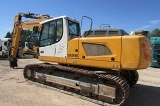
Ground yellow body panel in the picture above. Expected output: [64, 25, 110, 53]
[39, 56, 120, 70]
[39, 56, 67, 63]
[121, 36, 151, 70]
[39, 36, 151, 71]
[67, 38, 79, 58]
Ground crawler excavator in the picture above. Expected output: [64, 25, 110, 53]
[9, 12, 152, 105]
[22, 35, 39, 58]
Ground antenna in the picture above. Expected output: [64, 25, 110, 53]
[100, 24, 110, 29]
[72, 10, 76, 20]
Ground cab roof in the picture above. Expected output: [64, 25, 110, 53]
[40, 16, 79, 24]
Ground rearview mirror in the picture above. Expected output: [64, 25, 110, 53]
[33, 26, 39, 34]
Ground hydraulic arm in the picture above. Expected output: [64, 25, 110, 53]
[9, 12, 51, 68]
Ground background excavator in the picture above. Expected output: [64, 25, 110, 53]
[9, 12, 152, 105]
[22, 35, 39, 58]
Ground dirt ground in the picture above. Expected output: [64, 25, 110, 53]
[0, 58, 160, 106]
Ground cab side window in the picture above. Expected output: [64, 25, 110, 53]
[68, 20, 79, 36]
[40, 23, 50, 46]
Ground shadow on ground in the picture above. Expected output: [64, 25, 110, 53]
[0, 56, 8, 60]
[0, 55, 35, 60]
[124, 84, 160, 106]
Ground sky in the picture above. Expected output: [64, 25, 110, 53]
[0, 0, 160, 39]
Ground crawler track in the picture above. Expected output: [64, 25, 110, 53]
[24, 63, 130, 105]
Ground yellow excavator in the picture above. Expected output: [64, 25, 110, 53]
[9, 13, 152, 105]
[22, 38, 39, 58]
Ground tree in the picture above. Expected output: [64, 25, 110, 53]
[149, 28, 160, 37]
[20, 30, 33, 47]
[5, 32, 12, 38]
[4, 30, 36, 47]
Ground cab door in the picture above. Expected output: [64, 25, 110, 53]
[54, 18, 67, 58]
[39, 20, 56, 56]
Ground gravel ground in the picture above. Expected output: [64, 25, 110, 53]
[0, 58, 160, 106]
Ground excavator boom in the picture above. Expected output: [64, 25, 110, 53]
[9, 12, 52, 68]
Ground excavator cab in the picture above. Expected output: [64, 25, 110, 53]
[39, 16, 80, 57]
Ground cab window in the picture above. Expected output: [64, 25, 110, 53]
[68, 20, 80, 36]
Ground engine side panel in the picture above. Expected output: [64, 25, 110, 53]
[78, 37, 122, 61]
